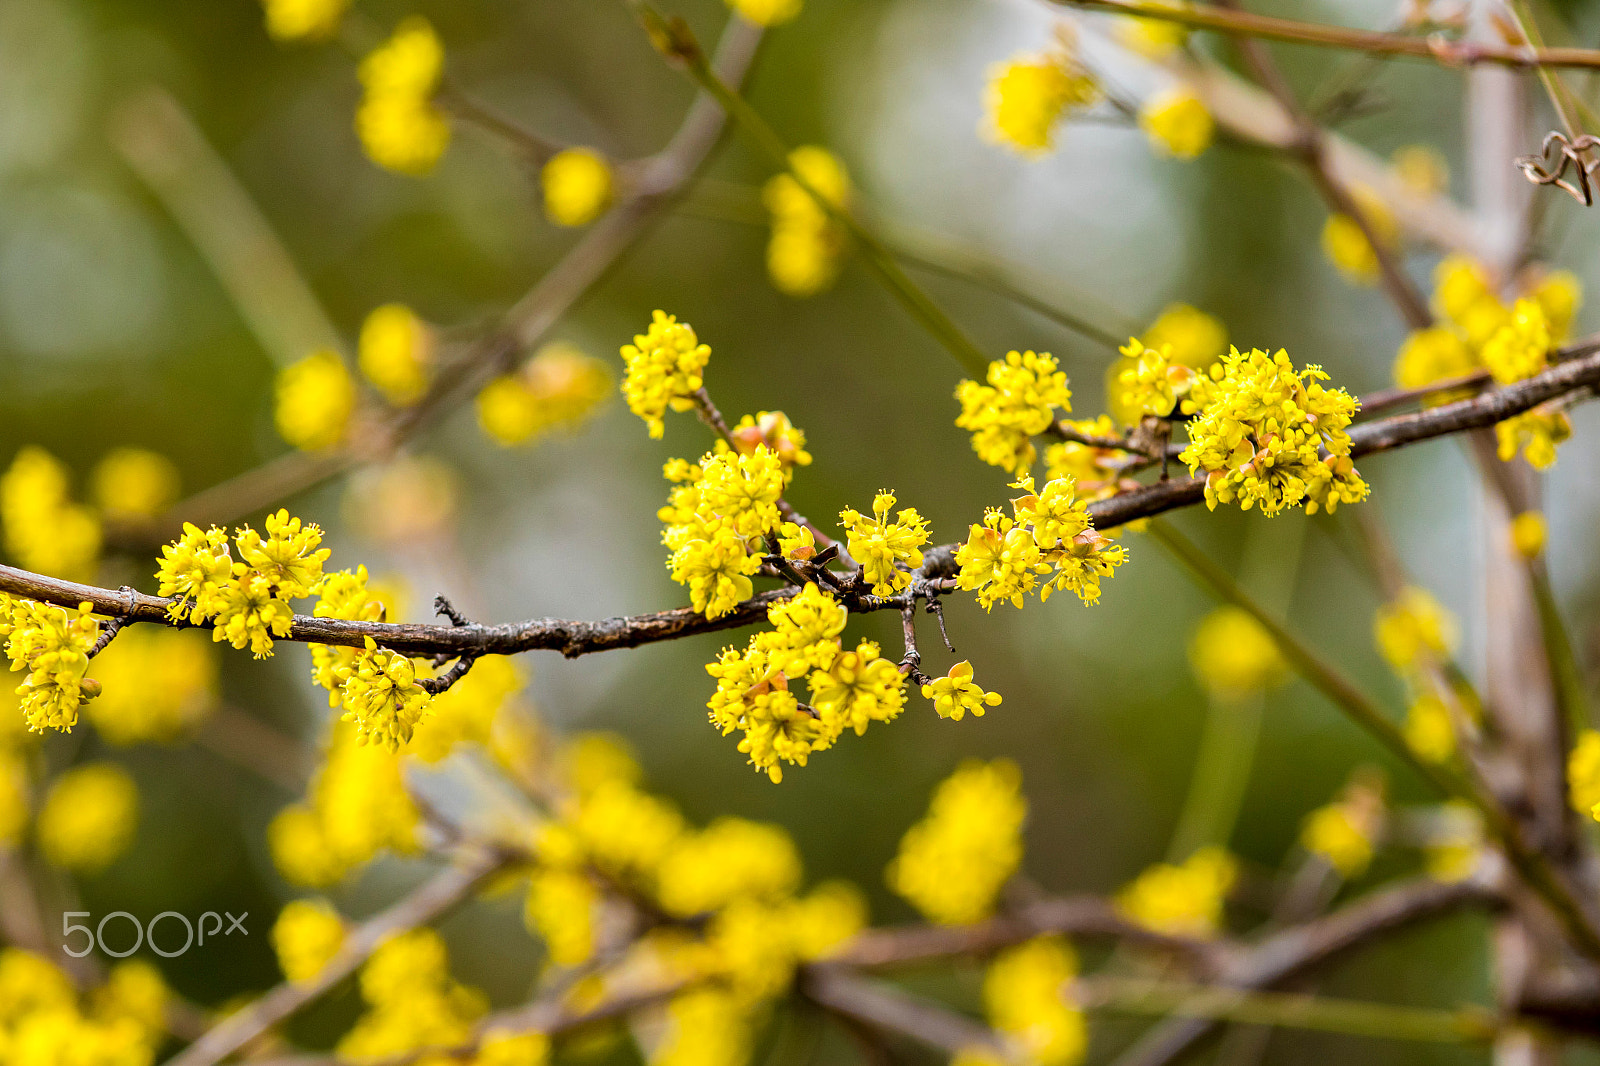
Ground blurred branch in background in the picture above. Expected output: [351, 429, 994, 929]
[109, 87, 345, 370]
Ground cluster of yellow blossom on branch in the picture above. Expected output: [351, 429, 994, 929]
[1393, 257, 1582, 470]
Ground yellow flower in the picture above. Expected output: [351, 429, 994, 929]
[571, 778, 684, 875]
[356, 18, 450, 175]
[236, 509, 329, 599]
[1320, 188, 1399, 285]
[1139, 87, 1213, 159]
[542, 148, 613, 227]
[90, 448, 180, 520]
[1391, 144, 1448, 196]
[358, 303, 433, 406]
[276, 349, 356, 451]
[671, 529, 763, 619]
[339, 928, 486, 1063]
[7, 598, 100, 733]
[93, 959, 169, 1043]
[656, 817, 802, 916]
[1373, 586, 1457, 674]
[727, 0, 802, 27]
[476, 341, 612, 447]
[86, 628, 217, 744]
[155, 523, 232, 623]
[1510, 510, 1548, 559]
[1188, 605, 1287, 699]
[1180, 346, 1366, 516]
[1116, 845, 1237, 938]
[1425, 801, 1484, 882]
[956, 350, 1072, 473]
[1529, 270, 1581, 342]
[985, 51, 1099, 156]
[1300, 780, 1384, 879]
[261, 0, 349, 41]
[839, 491, 930, 596]
[1432, 255, 1499, 330]
[809, 640, 907, 738]
[789, 880, 867, 960]
[984, 937, 1087, 1066]
[1117, 337, 1193, 418]
[1404, 693, 1455, 763]
[1568, 729, 1600, 815]
[37, 762, 139, 873]
[1481, 298, 1550, 385]
[525, 868, 598, 967]
[621, 310, 711, 438]
[1495, 408, 1570, 470]
[1, 446, 102, 581]
[651, 988, 753, 1066]
[764, 147, 851, 297]
[887, 759, 1026, 925]
[272, 899, 347, 984]
[478, 1030, 550, 1066]
[339, 637, 433, 751]
[1118, 2, 1190, 57]
[761, 583, 847, 678]
[1393, 326, 1476, 395]
[921, 660, 1002, 721]
[729, 410, 812, 471]
[956, 508, 1048, 611]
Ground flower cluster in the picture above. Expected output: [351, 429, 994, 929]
[1179, 346, 1366, 516]
[955, 349, 1073, 472]
[839, 490, 929, 595]
[4, 596, 100, 732]
[621, 310, 712, 439]
[356, 18, 451, 174]
[1139, 86, 1214, 160]
[887, 758, 1027, 924]
[91, 448, 180, 520]
[956, 474, 1127, 609]
[541, 147, 614, 227]
[476, 340, 612, 447]
[726, 0, 803, 28]
[276, 349, 357, 451]
[0, 949, 169, 1066]
[1300, 772, 1386, 879]
[1188, 605, 1287, 700]
[156, 510, 329, 658]
[763, 146, 851, 298]
[1044, 415, 1136, 502]
[985, 39, 1100, 155]
[1116, 1, 1190, 57]
[272, 898, 348, 984]
[1568, 729, 1600, 821]
[1, 446, 102, 581]
[1116, 845, 1237, 938]
[983, 936, 1088, 1066]
[337, 929, 488, 1064]
[85, 628, 217, 744]
[36, 761, 139, 873]
[659, 446, 787, 617]
[358, 303, 434, 406]
[1117, 336, 1195, 419]
[1106, 304, 1228, 426]
[1321, 187, 1399, 285]
[261, 0, 348, 41]
[706, 584, 905, 781]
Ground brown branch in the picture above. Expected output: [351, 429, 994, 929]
[1050, 0, 1600, 71]
[801, 967, 1009, 1056]
[12, 342, 1600, 661]
[1110, 875, 1499, 1066]
[161, 847, 511, 1066]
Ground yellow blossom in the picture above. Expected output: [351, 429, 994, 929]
[1568, 729, 1600, 816]
[1425, 801, 1484, 882]
[1391, 144, 1449, 195]
[1117, 337, 1192, 418]
[1393, 326, 1476, 395]
[729, 411, 812, 470]
[1139, 87, 1213, 159]
[984, 937, 1087, 1066]
[788, 880, 867, 960]
[93, 960, 168, 1043]
[727, 0, 802, 27]
[542, 147, 613, 227]
[656, 817, 802, 917]
[1404, 693, 1455, 763]
[1, 446, 102, 581]
[339, 637, 433, 751]
[1432, 256, 1499, 331]
[809, 640, 907, 738]
[1528, 270, 1581, 342]
[1481, 298, 1550, 385]
[921, 660, 1002, 721]
[86, 628, 217, 744]
[761, 583, 847, 678]
[1320, 188, 1399, 285]
[476, 341, 612, 446]
[37, 762, 139, 873]
[1188, 605, 1286, 699]
[525, 868, 598, 967]
[650, 988, 752, 1066]
[671, 528, 763, 619]
[358, 304, 433, 406]
[1180, 346, 1366, 516]
[261, 0, 348, 41]
[338, 928, 486, 1064]
[955, 349, 1072, 472]
[356, 19, 450, 175]
[1118, 2, 1190, 57]
[1300, 779, 1384, 878]
[1495, 408, 1570, 470]
[1374, 587, 1458, 674]
[840, 491, 930, 596]
[7, 598, 100, 733]
[272, 899, 347, 984]
[621, 311, 712, 438]
[985, 50, 1099, 156]
[570, 779, 684, 877]
[1510, 510, 1547, 559]
[155, 523, 232, 623]
[275, 350, 356, 451]
[887, 759, 1026, 925]
[90, 449, 180, 520]
[763, 147, 851, 297]
[478, 1030, 550, 1066]
[1116, 846, 1236, 938]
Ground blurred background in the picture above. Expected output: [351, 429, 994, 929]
[5, 0, 1600, 1061]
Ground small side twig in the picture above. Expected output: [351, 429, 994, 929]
[88, 588, 138, 658]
